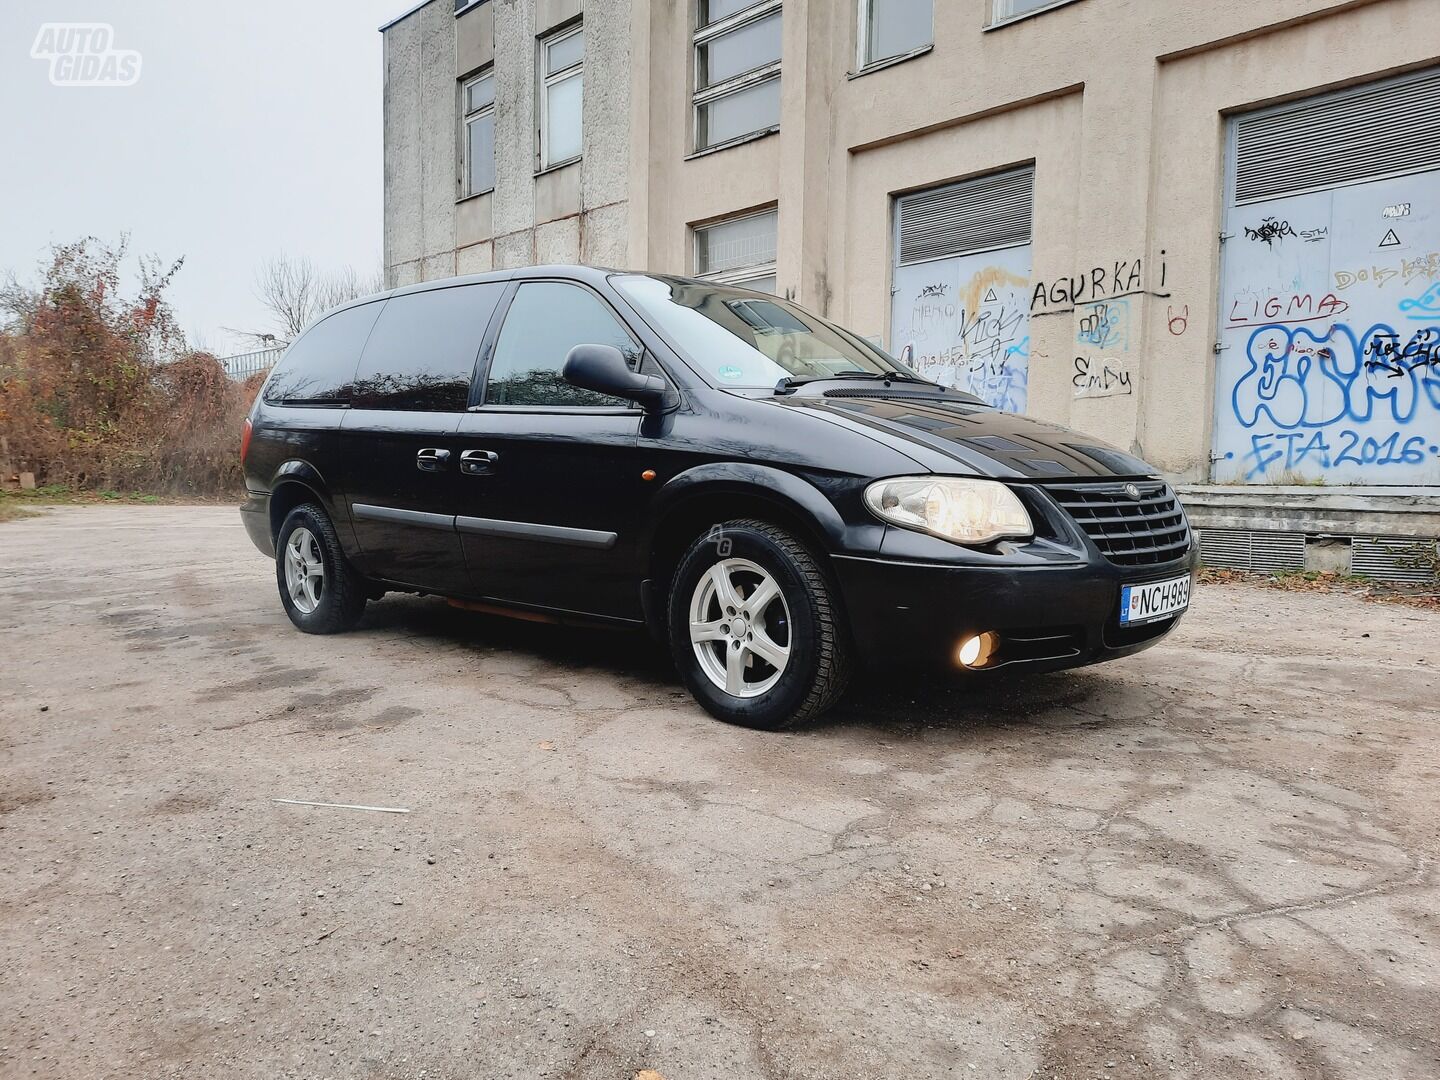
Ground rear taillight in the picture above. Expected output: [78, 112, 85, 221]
[240, 417, 253, 464]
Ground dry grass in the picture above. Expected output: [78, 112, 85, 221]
[1199, 565, 1440, 612]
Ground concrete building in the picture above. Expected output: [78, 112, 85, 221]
[381, 0, 1440, 577]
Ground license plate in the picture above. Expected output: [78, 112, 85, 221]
[1119, 574, 1191, 626]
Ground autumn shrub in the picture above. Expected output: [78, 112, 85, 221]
[0, 237, 259, 496]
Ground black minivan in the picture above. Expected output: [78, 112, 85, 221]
[242, 265, 1196, 729]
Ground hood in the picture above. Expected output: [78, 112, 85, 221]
[774, 388, 1157, 480]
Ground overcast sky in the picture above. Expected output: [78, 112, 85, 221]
[0, 0, 403, 354]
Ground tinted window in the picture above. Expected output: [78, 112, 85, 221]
[263, 302, 382, 405]
[485, 282, 641, 406]
[352, 283, 504, 411]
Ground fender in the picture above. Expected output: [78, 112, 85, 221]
[270, 459, 336, 514]
[643, 462, 883, 556]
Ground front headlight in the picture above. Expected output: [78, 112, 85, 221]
[863, 476, 1032, 546]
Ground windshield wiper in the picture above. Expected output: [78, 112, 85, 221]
[774, 370, 939, 394]
[820, 370, 938, 386]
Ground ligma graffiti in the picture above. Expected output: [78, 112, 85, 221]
[1226, 292, 1349, 327]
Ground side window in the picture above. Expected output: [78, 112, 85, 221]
[462, 71, 495, 197]
[351, 283, 505, 411]
[262, 302, 382, 405]
[485, 282, 642, 407]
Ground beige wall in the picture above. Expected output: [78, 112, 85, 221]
[384, 0, 1440, 482]
[630, 0, 1438, 480]
[383, 0, 631, 287]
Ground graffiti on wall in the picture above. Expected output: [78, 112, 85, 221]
[1167, 304, 1189, 336]
[891, 246, 1032, 412]
[1030, 252, 1169, 314]
[1076, 299, 1129, 351]
[1072, 355, 1133, 398]
[1211, 176, 1440, 483]
[1334, 251, 1440, 291]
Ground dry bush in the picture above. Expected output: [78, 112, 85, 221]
[0, 237, 259, 497]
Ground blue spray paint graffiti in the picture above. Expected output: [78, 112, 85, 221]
[1227, 322, 1440, 478]
[976, 335, 1028, 414]
[1076, 300, 1129, 351]
[1399, 283, 1440, 320]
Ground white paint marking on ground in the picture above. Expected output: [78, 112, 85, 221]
[273, 799, 411, 814]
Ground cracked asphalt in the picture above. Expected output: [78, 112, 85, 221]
[1, 504, 1438, 1080]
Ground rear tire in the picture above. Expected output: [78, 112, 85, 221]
[668, 519, 851, 730]
[276, 502, 367, 634]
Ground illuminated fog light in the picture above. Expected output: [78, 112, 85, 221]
[957, 632, 999, 669]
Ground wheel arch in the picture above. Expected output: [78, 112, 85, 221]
[267, 461, 337, 543]
[642, 465, 849, 638]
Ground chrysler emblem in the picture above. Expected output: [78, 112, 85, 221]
[1123, 483, 1142, 500]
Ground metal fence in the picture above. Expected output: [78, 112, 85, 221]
[219, 346, 285, 382]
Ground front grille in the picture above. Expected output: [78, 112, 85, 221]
[1047, 481, 1191, 566]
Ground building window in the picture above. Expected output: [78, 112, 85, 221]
[695, 208, 778, 292]
[990, 0, 1079, 25]
[693, 0, 781, 152]
[858, 0, 931, 68]
[462, 71, 495, 197]
[539, 24, 583, 169]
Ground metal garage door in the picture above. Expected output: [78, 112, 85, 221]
[1211, 67, 1440, 485]
[890, 167, 1033, 413]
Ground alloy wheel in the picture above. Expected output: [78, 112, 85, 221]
[284, 526, 325, 615]
[688, 557, 791, 698]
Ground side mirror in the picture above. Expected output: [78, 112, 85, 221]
[562, 343, 668, 411]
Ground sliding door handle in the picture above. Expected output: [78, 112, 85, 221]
[416, 447, 451, 472]
[460, 449, 500, 476]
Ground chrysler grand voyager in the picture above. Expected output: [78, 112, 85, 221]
[241, 266, 1196, 729]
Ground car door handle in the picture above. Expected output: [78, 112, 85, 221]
[416, 447, 451, 472]
[460, 449, 499, 476]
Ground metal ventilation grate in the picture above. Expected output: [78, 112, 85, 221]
[896, 167, 1033, 265]
[1234, 68, 1440, 203]
[1350, 537, 1439, 584]
[1198, 529, 1306, 572]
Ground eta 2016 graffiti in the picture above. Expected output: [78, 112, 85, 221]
[1227, 321, 1440, 478]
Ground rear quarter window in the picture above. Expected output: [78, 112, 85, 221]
[351, 283, 504, 411]
[263, 302, 384, 406]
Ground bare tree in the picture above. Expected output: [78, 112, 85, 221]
[0, 271, 42, 334]
[229, 255, 383, 347]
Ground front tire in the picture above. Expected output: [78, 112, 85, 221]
[668, 519, 851, 730]
[276, 502, 367, 634]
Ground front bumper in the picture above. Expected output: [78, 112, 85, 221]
[831, 547, 1198, 674]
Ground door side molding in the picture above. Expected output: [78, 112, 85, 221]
[352, 503, 456, 531]
[456, 515, 618, 550]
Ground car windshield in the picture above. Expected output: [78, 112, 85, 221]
[613, 274, 913, 387]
